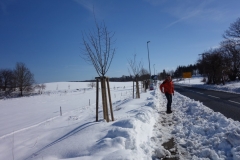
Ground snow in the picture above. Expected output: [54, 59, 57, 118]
[0, 78, 240, 160]
[175, 76, 240, 94]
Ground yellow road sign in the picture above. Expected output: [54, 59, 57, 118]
[182, 72, 192, 78]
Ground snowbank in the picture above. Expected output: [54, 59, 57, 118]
[172, 93, 240, 159]
[1, 80, 240, 159]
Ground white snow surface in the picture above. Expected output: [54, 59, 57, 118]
[175, 76, 240, 94]
[0, 78, 240, 160]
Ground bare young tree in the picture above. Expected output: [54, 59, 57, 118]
[82, 16, 116, 77]
[139, 68, 149, 81]
[14, 62, 35, 96]
[40, 84, 46, 90]
[81, 14, 116, 122]
[35, 84, 46, 94]
[128, 54, 143, 98]
[87, 82, 96, 88]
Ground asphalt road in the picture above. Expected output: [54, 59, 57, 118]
[174, 84, 240, 122]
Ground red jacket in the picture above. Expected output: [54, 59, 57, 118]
[160, 79, 174, 94]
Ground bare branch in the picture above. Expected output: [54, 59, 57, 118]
[81, 13, 116, 77]
[128, 54, 143, 77]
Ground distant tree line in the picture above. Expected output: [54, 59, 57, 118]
[0, 62, 35, 96]
[158, 17, 240, 85]
[157, 64, 198, 81]
[174, 65, 198, 78]
[109, 75, 134, 82]
[108, 68, 151, 82]
[77, 68, 151, 82]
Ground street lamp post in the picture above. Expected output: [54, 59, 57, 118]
[147, 41, 151, 80]
[153, 64, 155, 75]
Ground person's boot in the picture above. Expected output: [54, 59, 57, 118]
[166, 108, 172, 114]
[166, 110, 172, 114]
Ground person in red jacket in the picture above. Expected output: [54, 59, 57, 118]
[160, 74, 174, 114]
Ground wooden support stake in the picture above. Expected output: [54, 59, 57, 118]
[136, 79, 140, 98]
[100, 78, 106, 120]
[107, 78, 114, 121]
[144, 80, 147, 92]
[96, 78, 99, 122]
[103, 78, 109, 122]
[133, 80, 134, 99]
[136, 80, 138, 98]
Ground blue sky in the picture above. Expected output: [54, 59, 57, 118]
[1, 0, 240, 83]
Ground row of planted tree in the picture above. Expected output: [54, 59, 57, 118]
[81, 13, 153, 122]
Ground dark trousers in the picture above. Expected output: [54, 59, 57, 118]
[165, 93, 172, 111]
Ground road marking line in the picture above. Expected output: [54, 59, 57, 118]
[208, 95, 220, 99]
[196, 92, 203, 94]
[228, 100, 240, 105]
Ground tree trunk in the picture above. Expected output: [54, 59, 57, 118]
[133, 80, 134, 99]
[96, 78, 99, 122]
[136, 78, 140, 98]
[106, 78, 114, 121]
[101, 77, 109, 122]
[100, 78, 106, 120]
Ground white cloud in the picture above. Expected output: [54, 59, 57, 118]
[73, 0, 93, 12]
[72, 0, 101, 16]
[166, 9, 201, 28]
[158, 0, 235, 28]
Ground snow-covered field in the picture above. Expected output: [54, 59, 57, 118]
[0, 78, 240, 160]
